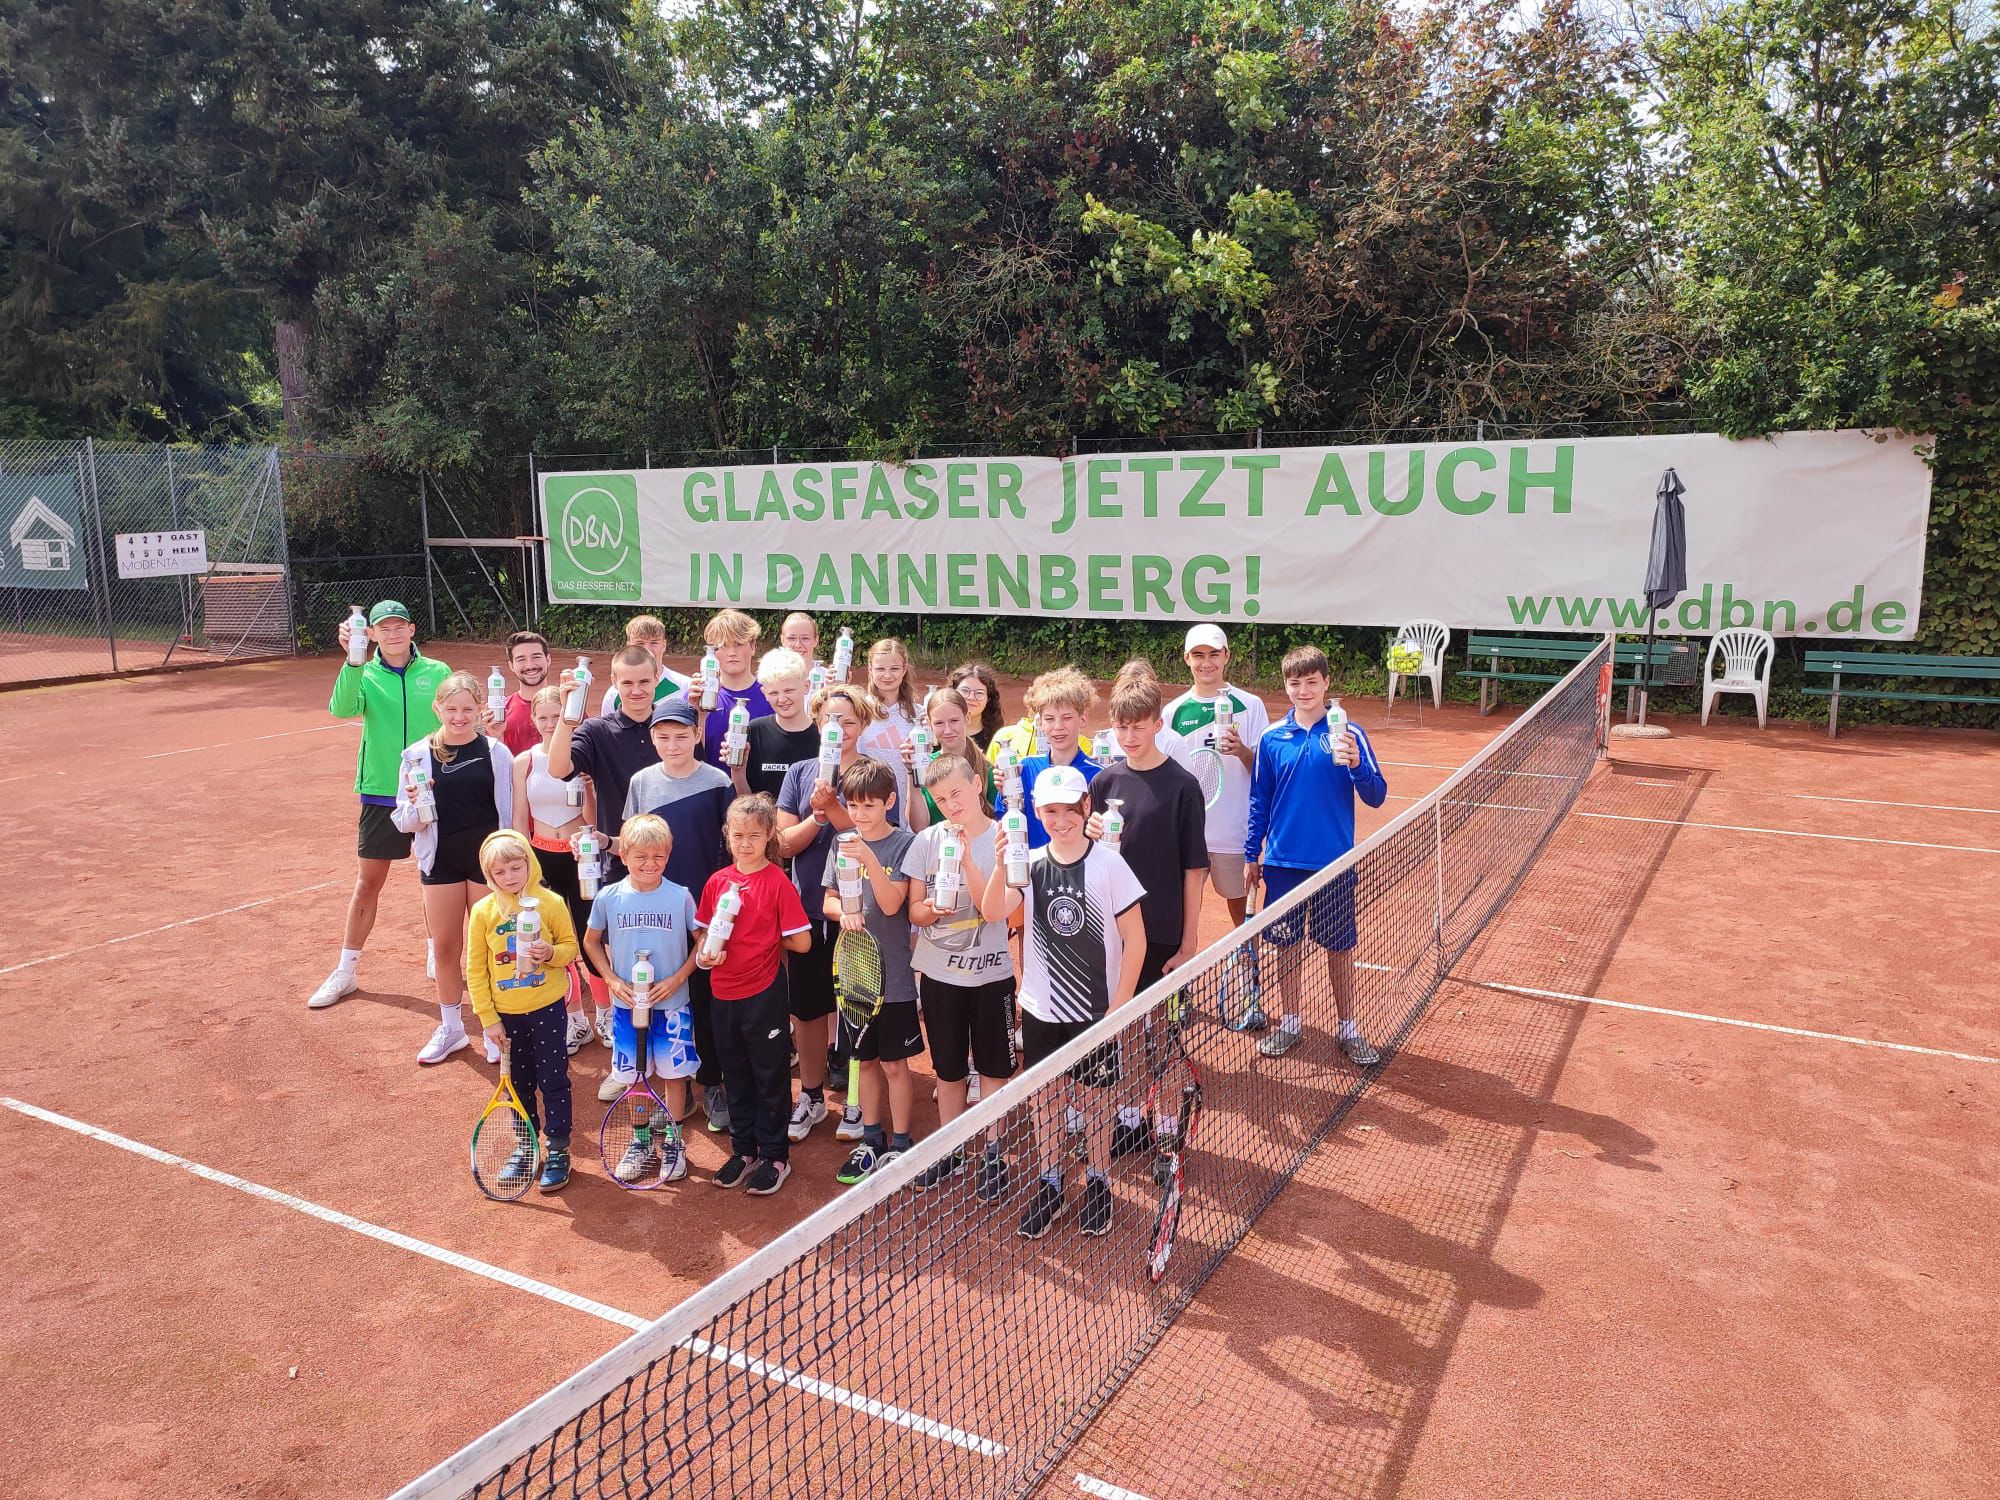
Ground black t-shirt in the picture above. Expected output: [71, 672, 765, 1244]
[744, 717, 821, 803]
[430, 736, 494, 834]
[1089, 758, 1209, 945]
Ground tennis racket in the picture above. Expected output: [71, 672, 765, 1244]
[1185, 739, 1226, 811]
[600, 1004, 683, 1190]
[470, 1045, 540, 1203]
[1145, 988, 1203, 1283]
[833, 927, 885, 1102]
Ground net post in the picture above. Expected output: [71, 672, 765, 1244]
[1431, 797, 1446, 970]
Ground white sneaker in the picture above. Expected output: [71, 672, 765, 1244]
[594, 1010, 615, 1049]
[417, 1023, 469, 1065]
[787, 1094, 828, 1142]
[484, 1035, 502, 1065]
[835, 1104, 865, 1141]
[425, 941, 436, 980]
[565, 1012, 594, 1056]
[599, 1070, 636, 1102]
[965, 1072, 982, 1104]
[307, 970, 356, 1010]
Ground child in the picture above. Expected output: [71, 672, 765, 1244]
[1164, 624, 1271, 929]
[512, 684, 604, 1055]
[819, 759, 918, 1184]
[584, 814, 703, 1182]
[855, 637, 918, 816]
[393, 670, 515, 1066]
[599, 613, 693, 715]
[907, 686, 993, 833]
[1244, 645, 1389, 1064]
[465, 829, 580, 1193]
[779, 611, 822, 670]
[698, 609, 771, 767]
[618, 696, 735, 1121]
[979, 766, 1146, 1239]
[948, 662, 1005, 752]
[695, 796, 813, 1195]
[735, 648, 819, 803]
[903, 754, 1016, 1195]
[550, 646, 662, 884]
[775, 685, 899, 1141]
[1008, 666, 1101, 848]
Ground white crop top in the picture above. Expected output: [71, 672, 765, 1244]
[524, 746, 580, 829]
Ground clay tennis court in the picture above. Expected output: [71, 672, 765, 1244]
[3, 653, 1995, 1499]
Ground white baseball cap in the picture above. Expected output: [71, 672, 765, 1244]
[1032, 764, 1091, 808]
[1183, 624, 1228, 652]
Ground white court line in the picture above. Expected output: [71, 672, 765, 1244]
[143, 722, 356, 759]
[1478, 983, 2000, 1066]
[1576, 810, 2000, 856]
[0, 881, 344, 976]
[1792, 792, 2000, 817]
[1, 1096, 1007, 1458]
[1077, 1475, 1156, 1500]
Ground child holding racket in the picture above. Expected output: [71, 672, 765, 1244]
[1165, 625, 1270, 929]
[1244, 644, 1388, 1064]
[1008, 666, 1101, 849]
[466, 830, 580, 1192]
[819, 759, 919, 1184]
[695, 796, 813, 1195]
[907, 686, 993, 833]
[512, 684, 604, 1055]
[584, 814, 702, 1182]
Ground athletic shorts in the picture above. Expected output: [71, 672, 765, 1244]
[919, 974, 1018, 1082]
[853, 999, 925, 1064]
[358, 802, 413, 862]
[421, 824, 492, 887]
[1020, 1013, 1120, 1089]
[788, 922, 836, 1023]
[1205, 851, 1248, 901]
[1260, 864, 1358, 952]
[610, 1003, 700, 1081]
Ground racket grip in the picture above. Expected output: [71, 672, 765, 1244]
[846, 1055, 861, 1100]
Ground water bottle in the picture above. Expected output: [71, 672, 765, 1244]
[410, 766, 436, 826]
[995, 747, 1022, 809]
[516, 897, 543, 982]
[1095, 731, 1124, 762]
[809, 664, 830, 693]
[1325, 701, 1349, 761]
[564, 657, 591, 722]
[344, 606, 369, 666]
[699, 651, 721, 710]
[564, 776, 582, 809]
[1003, 807, 1030, 889]
[836, 832, 864, 915]
[702, 885, 741, 961]
[1214, 696, 1235, 741]
[817, 722, 842, 786]
[1100, 798, 1124, 854]
[576, 828, 601, 899]
[831, 628, 854, 682]
[486, 666, 506, 720]
[631, 949, 654, 1023]
[909, 725, 934, 768]
[724, 703, 750, 766]
[934, 828, 963, 911]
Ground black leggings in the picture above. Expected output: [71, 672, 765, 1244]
[535, 846, 599, 978]
[711, 972, 793, 1163]
[499, 999, 573, 1148]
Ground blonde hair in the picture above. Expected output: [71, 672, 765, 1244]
[868, 637, 916, 719]
[704, 608, 761, 647]
[925, 686, 989, 786]
[781, 611, 818, 640]
[429, 671, 483, 763]
[618, 812, 673, 855]
[1025, 665, 1097, 720]
[476, 829, 535, 884]
[1114, 656, 1158, 686]
[625, 614, 667, 645]
[531, 683, 565, 713]
[726, 793, 783, 865]
[757, 647, 809, 686]
[809, 683, 880, 727]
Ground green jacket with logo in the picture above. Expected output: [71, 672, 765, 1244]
[328, 648, 454, 797]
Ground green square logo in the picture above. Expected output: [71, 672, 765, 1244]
[544, 473, 641, 602]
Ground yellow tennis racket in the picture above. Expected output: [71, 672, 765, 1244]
[470, 1045, 540, 1202]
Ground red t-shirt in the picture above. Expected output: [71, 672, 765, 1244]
[501, 692, 541, 756]
[696, 861, 809, 1000]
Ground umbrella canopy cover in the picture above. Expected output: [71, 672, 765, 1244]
[1644, 467, 1688, 612]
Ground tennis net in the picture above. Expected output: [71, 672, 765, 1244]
[394, 637, 1612, 1500]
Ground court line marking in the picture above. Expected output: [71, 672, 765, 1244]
[1077, 1475, 1156, 1500]
[1792, 792, 2000, 817]
[1477, 983, 2000, 1066]
[0, 1096, 1007, 1457]
[0, 881, 346, 976]
[1575, 810, 1999, 855]
[142, 722, 357, 759]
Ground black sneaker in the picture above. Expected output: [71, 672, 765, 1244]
[1079, 1176, 1113, 1236]
[914, 1151, 964, 1190]
[1018, 1179, 1066, 1239]
[975, 1149, 1008, 1202]
[714, 1154, 753, 1189]
[1111, 1119, 1152, 1159]
[836, 1144, 878, 1186]
[745, 1158, 790, 1196]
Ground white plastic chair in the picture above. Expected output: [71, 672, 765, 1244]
[1702, 627, 1775, 729]
[1388, 619, 1449, 710]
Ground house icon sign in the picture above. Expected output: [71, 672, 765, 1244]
[8, 495, 75, 572]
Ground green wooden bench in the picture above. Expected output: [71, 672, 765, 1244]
[1801, 650, 2000, 737]
[1460, 634, 1689, 717]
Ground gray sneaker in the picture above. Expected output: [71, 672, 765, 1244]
[1257, 1024, 1303, 1058]
[704, 1085, 730, 1134]
[1339, 1031, 1381, 1067]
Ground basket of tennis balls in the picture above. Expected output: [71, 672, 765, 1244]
[1386, 641, 1424, 676]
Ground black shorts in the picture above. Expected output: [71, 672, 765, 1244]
[1137, 940, 1180, 995]
[788, 922, 836, 1022]
[920, 974, 1018, 1082]
[422, 824, 492, 887]
[357, 803, 413, 862]
[853, 1000, 925, 1063]
[1020, 1013, 1121, 1089]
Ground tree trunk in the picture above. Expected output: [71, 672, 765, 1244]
[275, 314, 313, 442]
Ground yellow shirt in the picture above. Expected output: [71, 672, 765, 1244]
[464, 882, 580, 1029]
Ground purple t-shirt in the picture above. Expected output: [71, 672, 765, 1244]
[701, 680, 773, 766]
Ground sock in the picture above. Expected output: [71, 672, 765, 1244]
[1337, 1018, 1360, 1040]
[891, 1132, 914, 1152]
[1086, 1168, 1107, 1186]
[439, 1003, 464, 1032]
[1041, 1168, 1064, 1192]
[804, 1086, 823, 1105]
[427, 937, 437, 964]
[863, 1124, 888, 1150]
[336, 947, 361, 976]
[983, 1142, 1003, 1159]
[1280, 1013, 1302, 1035]
[1117, 1105, 1144, 1130]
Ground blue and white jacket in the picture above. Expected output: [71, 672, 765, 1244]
[1244, 712, 1387, 870]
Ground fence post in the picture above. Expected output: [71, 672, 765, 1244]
[81, 438, 120, 671]
[269, 447, 299, 655]
[418, 471, 437, 636]
[526, 451, 539, 629]
[165, 445, 191, 654]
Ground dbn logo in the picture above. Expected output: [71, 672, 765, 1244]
[565, 506, 622, 552]
[550, 478, 638, 582]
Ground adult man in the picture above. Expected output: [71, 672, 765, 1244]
[487, 630, 552, 755]
[307, 601, 453, 1009]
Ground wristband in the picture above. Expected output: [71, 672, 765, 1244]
[812, 810, 831, 827]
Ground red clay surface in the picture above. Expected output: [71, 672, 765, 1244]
[2, 654, 1995, 1498]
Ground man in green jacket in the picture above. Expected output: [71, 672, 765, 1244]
[307, 600, 453, 1009]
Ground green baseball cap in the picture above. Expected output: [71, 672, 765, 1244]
[368, 600, 414, 626]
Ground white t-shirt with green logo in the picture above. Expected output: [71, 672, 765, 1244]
[1163, 685, 1270, 853]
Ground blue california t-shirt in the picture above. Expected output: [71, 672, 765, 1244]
[587, 876, 697, 1010]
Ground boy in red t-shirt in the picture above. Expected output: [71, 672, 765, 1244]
[695, 794, 812, 1194]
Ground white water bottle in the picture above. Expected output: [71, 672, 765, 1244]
[909, 725, 934, 768]
[1095, 730, 1124, 762]
[576, 828, 601, 899]
[564, 657, 591, 722]
[1325, 701, 1349, 760]
[699, 651, 721, 710]
[631, 949, 653, 1023]
[934, 827, 963, 911]
[564, 776, 582, 809]
[817, 722, 842, 786]
[1101, 798, 1124, 854]
[836, 832, 864, 915]
[809, 664, 830, 693]
[1215, 696, 1235, 739]
[996, 747, 1022, 808]
[1003, 807, 1030, 889]
[486, 666, 506, 720]
[702, 885, 741, 961]
[831, 628, 854, 682]
[410, 766, 436, 826]
[516, 897, 543, 982]
[344, 606, 369, 666]
[724, 703, 750, 766]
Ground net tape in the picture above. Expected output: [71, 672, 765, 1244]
[396, 639, 1612, 1500]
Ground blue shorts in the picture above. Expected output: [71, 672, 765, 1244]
[610, 1003, 701, 1081]
[1260, 864, 1358, 952]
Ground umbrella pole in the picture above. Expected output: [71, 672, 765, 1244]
[1638, 616, 1656, 726]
